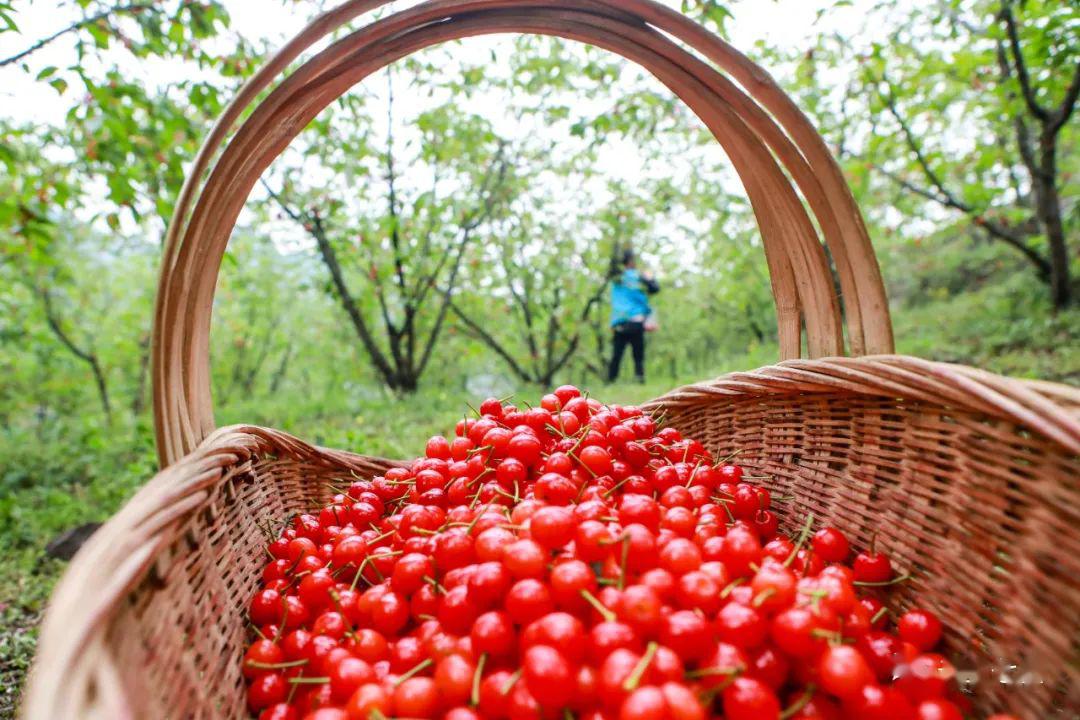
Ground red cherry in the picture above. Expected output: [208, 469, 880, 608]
[434, 654, 476, 708]
[817, 644, 874, 699]
[243, 639, 284, 679]
[257, 704, 297, 720]
[506, 579, 555, 625]
[530, 506, 575, 549]
[246, 672, 287, 711]
[897, 609, 943, 651]
[619, 685, 666, 720]
[329, 657, 374, 703]
[916, 698, 964, 720]
[812, 528, 850, 563]
[722, 676, 780, 720]
[853, 550, 893, 584]
[393, 677, 439, 718]
[658, 610, 711, 662]
[522, 644, 575, 709]
[471, 609, 516, 659]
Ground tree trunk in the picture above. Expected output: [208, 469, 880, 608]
[390, 370, 419, 394]
[1035, 133, 1072, 308]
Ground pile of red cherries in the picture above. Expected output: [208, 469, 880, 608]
[244, 386, 1017, 720]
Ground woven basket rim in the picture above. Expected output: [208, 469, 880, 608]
[647, 355, 1080, 455]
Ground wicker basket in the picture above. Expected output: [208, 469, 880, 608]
[22, 1, 1080, 718]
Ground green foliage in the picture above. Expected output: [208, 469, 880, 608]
[776, 0, 1079, 306]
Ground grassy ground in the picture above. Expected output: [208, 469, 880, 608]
[1, 286, 1076, 717]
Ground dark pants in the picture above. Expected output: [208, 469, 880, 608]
[608, 321, 646, 382]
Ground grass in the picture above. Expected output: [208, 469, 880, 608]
[0, 282, 1076, 717]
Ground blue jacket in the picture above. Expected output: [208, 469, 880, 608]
[610, 268, 659, 327]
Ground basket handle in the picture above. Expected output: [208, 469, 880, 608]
[153, 0, 894, 467]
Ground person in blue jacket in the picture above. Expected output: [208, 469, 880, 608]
[608, 249, 660, 383]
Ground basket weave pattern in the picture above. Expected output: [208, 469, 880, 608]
[20, 1, 1080, 718]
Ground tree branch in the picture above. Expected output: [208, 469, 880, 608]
[417, 147, 510, 375]
[407, 167, 442, 304]
[38, 287, 112, 421]
[385, 68, 408, 299]
[131, 329, 150, 417]
[262, 180, 398, 386]
[500, 238, 540, 372]
[1049, 61, 1080, 136]
[869, 161, 1051, 278]
[269, 341, 293, 393]
[447, 299, 534, 383]
[543, 285, 562, 377]
[1000, 1, 1050, 121]
[382, 66, 412, 372]
[993, 40, 1045, 184]
[0, 2, 158, 67]
[874, 71, 967, 211]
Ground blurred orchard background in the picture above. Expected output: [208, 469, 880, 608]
[0, 0, 1076, 714]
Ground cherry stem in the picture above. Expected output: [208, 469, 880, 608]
[622, 641, 659, 692]
[465, 510, 487, 534]
[784, 513, 815, 568]
[685, 459, 704, 487]
[714, 448, 743, 466]
[288, 676, 330, 684]
[272, 604, 289, 643]
[752, 588, 777, 608]
[779, 683, 816, 719]
[327, 590, 354, 630]
[810, 629, 843, 645]
[369, 529, 396, 544]
[393, 658, 433, 687]
[500, 668, 523, 695]
[285, 671, 302, 704]
[686, 666, 741, 679]
[854, 573, 912, 587]
[720, 578, 744, 598]
[423, 575, 445, 595]
[245, 658, 308, 670]
[871, 606, 889, 624]
[471, 653, 487, 707]
[580, 588, 617, 623]
[350, 557, 370, 592]
[618, 534, 631, 591]
[568, 430, 589, 456]
[249, 623, 268, 641]
[602, 475, 633, 498]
